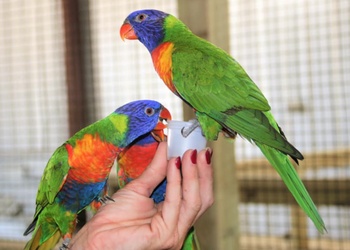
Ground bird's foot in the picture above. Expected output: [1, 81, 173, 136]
[104, 195, 115, 202]
[59, 238, 70, 250]
[181, 119, 200, 138]
[100, 195, 115, 204]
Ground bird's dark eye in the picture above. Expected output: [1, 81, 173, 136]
[145, 107, 155, 116]
[135, 14, 148, 23]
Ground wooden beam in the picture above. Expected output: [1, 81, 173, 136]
[291, 205, 309, 250]
[236, 148, 350, 179]
[239, 179, 350, 205]
[62, 0, 88, 135]
[239, 235, 350, 250]
[63, 0, 97, 126]
[178, 1, 240, 249]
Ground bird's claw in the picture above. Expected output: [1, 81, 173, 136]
[59, 239, 70, 250]
[181, 119, 200, 138]
[100, 195, 115, 204]
[104, 195, 115, 202]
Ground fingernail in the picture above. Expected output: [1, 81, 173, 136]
[175, 157, 181, 169]
[205, 148, 213, 164]
[191, 150, 197, 164]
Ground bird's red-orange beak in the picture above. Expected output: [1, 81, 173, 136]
[151, 107, 172, 142]
[120, 22, 138, 41]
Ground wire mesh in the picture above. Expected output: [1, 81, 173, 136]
[230, 0, 350, 249]
[0, 0, 349, 249]
[0, 0, 181, 247]
[0, 1, 67, 244]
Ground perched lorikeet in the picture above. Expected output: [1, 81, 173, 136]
[116, 132, 200, 249]
[120, 9, 326, 233]
[23, 100, 171, 250]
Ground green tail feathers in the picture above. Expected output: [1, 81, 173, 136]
[24, 226, 61, 250]
[222, 109, 326, 232]
[256, 142, 326, 233]
[182, 227, 200, 250]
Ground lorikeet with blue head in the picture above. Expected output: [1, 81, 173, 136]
[116, 133, 167, 203]
[120, 9, 326, 233]
[23, 100, 171, 250]
[116, 131, 200, 249]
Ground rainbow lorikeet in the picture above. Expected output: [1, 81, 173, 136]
[116, 133, 167, 203]
[120, 9, 326, 233]
[23, 100, 171, 250]
[116, 132, 200, 249]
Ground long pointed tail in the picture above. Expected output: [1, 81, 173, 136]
[24, 226, 61, 250]
[256, 142, 326, 233]
[222, 108, 325, 232]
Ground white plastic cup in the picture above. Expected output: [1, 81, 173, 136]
[167, 120, 207, 159]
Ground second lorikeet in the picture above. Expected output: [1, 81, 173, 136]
[23, 100, 171, 250]
[120, 9, 326, 233]
[116, 132, 200, 249]
[116, 132, 167, 203]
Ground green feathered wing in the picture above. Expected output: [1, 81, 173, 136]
[168, 27, 326, 232]
[23, 145, 71, 250]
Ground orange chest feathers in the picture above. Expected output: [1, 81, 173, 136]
[66, 134, 120, 183]
[151, 42, 177, 93]
[117, 142, 158, 179]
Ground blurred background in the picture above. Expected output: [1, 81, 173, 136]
[0, 0, 349, 249]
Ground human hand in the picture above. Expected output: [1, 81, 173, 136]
[69, 142, 214, 250]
